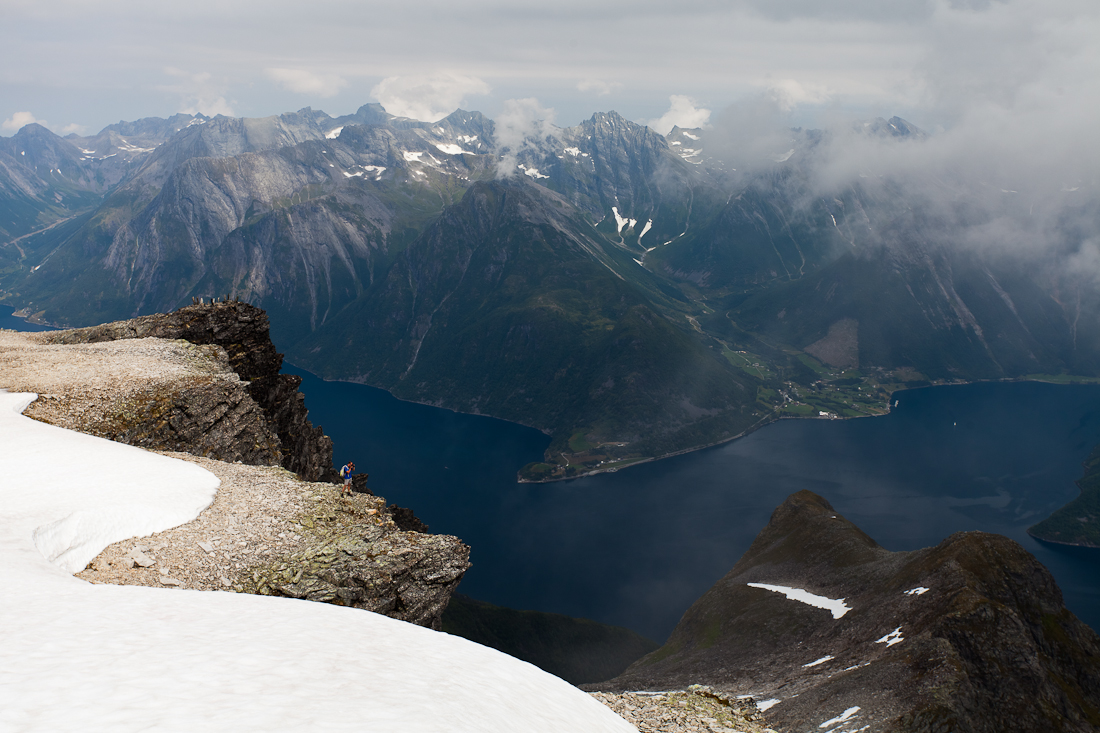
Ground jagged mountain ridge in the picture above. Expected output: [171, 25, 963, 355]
[2, 103, 1099, 473]
[594, 490, 1100, 732]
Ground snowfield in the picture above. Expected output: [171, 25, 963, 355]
[0, 390, 635, 732]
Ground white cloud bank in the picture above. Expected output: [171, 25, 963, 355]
[0, 390, 635, 732]
[646, 95, 711, 135]
[577, 79, 623, 97]
[494, 97, 558, 177]
[371, 73, 491, 122]
[267, 68, 347, 98]
[160, 68, 235, 117]
[2, 111, 44, 133]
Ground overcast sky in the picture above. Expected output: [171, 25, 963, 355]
[2, 0, 1097, 138]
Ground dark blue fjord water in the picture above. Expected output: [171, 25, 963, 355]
[5, 307, 1094, 641]
[286, 364, 1100, 642]
[0, 306, 55, 332]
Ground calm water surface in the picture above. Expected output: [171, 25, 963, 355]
[286, 364, 1100, 641]
[1, 307, 54, 332]
[5, 307, 1093, 641]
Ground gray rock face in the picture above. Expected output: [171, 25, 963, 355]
[45, 301, 337, 481]
[83, 377, 282, 466]
[597, 491, 1100, 733]
[242, 498, 470, 630]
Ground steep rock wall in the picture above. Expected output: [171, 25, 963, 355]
[44, 301, 338, 482]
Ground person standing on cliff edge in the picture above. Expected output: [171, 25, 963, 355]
[340, 461, 355, 496]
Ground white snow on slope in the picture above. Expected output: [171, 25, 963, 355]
[876, 627, 904, 647]
[682, 132, 699, 140]
[435, 143, 473, 155]
[637, 220, 653, 244]
[325, 127, 344, 139]
[0, 391, 636, 733]
[820, 706, 861, 728]
[774, 149, 795, 163]
[757, 699, 780, 711]
[802, 655, 835, 668]
[612, 207, 634, 234]
[563, 146, 581, 156]
[517, 164, 549, 179]
[403, 151, 424, 162]
[904, 587, 929, 596]
[746, 583, 851, 619]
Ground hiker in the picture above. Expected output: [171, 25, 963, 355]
[340, 461, 355, 496]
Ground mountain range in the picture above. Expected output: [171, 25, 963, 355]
[2, 103, 1098, 478]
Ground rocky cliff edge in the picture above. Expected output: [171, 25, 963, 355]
[593, 491, 1100, 733]
[0, 304, 469, 629]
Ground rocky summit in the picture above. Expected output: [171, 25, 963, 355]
[593, 491, 1100, 732]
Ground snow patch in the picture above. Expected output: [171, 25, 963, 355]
[757, 699, 781, 711]
[611, 207, 634, 234]
[904, 587, 929, 596]
[774, 149, 795, 163]
[802, 655, 835, 668]
[876, 627, 904, 646]
[563, 147, 582, 156]
[325, 127, 344, 139]
[637, 220, 653, 243]
[402, 151, 424, 162]
[435, 143, 473, 155]
[517, 164, 549, 179]
[682, 132, 699, 140]
[746, 583, 851, 619]
[820, 706, 861, 728]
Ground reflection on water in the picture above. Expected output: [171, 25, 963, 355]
[287, 365, 1100, 641]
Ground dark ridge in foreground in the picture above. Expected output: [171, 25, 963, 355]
[592, 490, 1100, 732]
[43, 301, 338, 482]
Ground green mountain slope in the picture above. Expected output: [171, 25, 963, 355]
[290, 179, 761, 476]
[1029, 442, 1100, 547]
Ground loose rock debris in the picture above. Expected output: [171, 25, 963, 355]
[589, 688, 778, 733]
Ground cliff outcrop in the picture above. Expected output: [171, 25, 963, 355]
[76, 453, 468, 630]
[594, 491, 1100, 732]
[1, 308, 469, 630]
[42, 301, 337, 481]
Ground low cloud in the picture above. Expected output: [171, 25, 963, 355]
[493, 98, 558, 177]
[370, 74, 490, 122]
[577, 79, 623, 96]
[266, 68, 347, 98]
[645, 95, 711, 135]
[2, 111, 44, 133]
[766, 79, 832, 110]
[160, 68, 234, 117]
